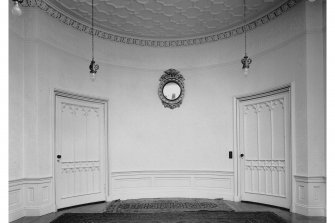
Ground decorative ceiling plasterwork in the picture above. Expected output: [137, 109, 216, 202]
[22, 0, 299, 47]
[43, 0, 287, 39]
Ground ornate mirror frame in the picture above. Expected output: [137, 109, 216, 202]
[158, 69, 185, 109]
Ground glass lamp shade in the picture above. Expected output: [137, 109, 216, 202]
[243, 67, 249, 76]
[89, 59, 99, 81]
[89, 72, 96, 81]
[241, 55, 252, 77]
[12, 1, 22, 16]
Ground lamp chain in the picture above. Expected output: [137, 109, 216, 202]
[91, 0, 94, 60]
[244, 0, 247, 56]
[89, 0, 99, 78]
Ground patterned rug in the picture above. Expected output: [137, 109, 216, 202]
[105, 198, 234, 213]
[50, 212, 287, 223]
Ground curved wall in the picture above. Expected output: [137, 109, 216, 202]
[24, 1, 307, 173]
[9, 0, 326, 219]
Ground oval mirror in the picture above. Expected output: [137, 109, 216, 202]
[158, 68, 185, 109]
[163, 82, 181, 101]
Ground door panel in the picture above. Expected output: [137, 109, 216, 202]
[239, 91, 290, 208]
[55, 95, 106, 209]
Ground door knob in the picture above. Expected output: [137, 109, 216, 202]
[57, 155, 62, 159]
[240, 154, 244, 158]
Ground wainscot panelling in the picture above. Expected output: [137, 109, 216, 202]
[109, 170, 234, 201]
[293, 175, 326, 216]
[9, 179, 25, 222]
[9, 177, 55, 222]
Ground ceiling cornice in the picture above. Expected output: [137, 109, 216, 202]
[22, 0, 300, 47]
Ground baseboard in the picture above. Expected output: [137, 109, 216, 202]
[24, 204, 56, 216]
[294, 203, 326, 216]
[9, 208, 25, 222]
[10, 204, 56, 222]
[233, 195, 241, 202]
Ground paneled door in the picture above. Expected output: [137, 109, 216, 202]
[55, 93, 107, 209]
[238, 89, 290, 208]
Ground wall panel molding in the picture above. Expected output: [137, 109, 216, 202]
[293, 175, 326, 216]
[9, 180, 25, 222]
[109, 170, 234, 201]
[9, 177, 55, 222]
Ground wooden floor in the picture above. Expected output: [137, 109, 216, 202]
[12, 200, 326, 223]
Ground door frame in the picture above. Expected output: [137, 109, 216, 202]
[52, 89, 109, 210]
[233, 83, 295, 211]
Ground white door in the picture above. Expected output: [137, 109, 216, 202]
[55, 95, 106, 209]
[238, 90, 290, 208]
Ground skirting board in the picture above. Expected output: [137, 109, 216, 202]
[24, 204, 56, 216]
[9, 204, 55, 222]
[109, 170, 234, 201]
[294, 203, 326, 217]
[293, 175, 326, 216]
[9, 177, 55, 222]
[9, 208, 25, 223]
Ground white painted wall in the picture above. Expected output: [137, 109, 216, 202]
[8, 0, 326, 219]
[9, 7, 24, 181]
[20, 2, 307, 173]
[305, 0, 326, 177]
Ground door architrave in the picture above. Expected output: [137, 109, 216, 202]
[233, 83, 294, 211]
[52, 89, 109, 210]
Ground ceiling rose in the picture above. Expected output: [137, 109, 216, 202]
[22, 0, 299, 47]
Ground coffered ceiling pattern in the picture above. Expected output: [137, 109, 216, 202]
[22, 0, 299, 47]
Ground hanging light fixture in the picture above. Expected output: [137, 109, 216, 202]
[11, 0, 24, 16]
[241, 0, 252, 76]
[89, 0, 99, 81]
